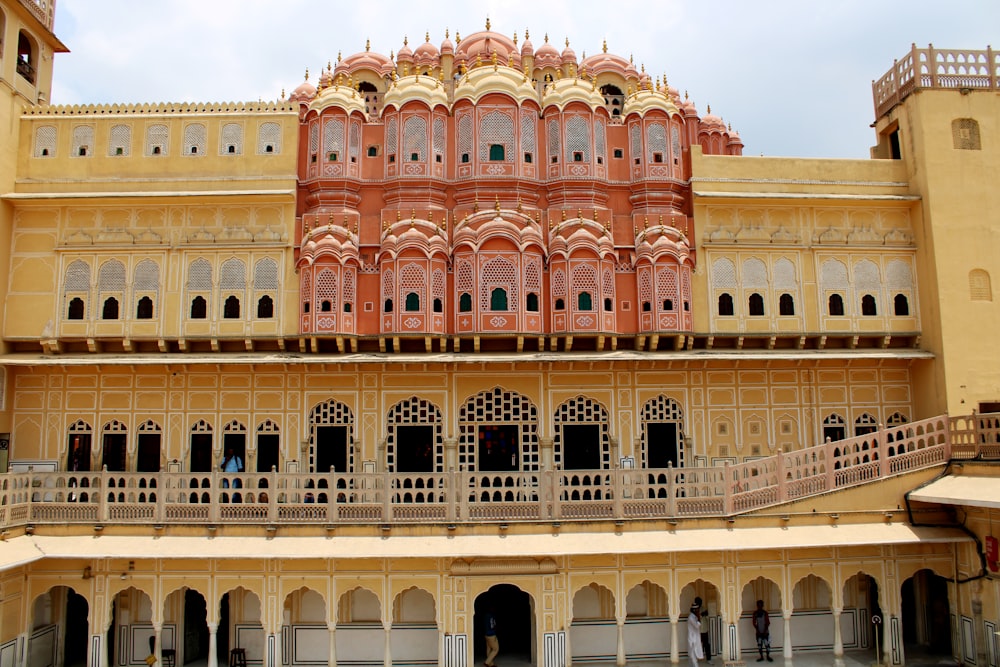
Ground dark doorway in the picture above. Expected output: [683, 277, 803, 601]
[102, 433, 127, 472]
[190, 434, 213, 473]
[137, 433, 161, 473]
[67, 434, 91, 472]
[315, 425, 348, 473]
[562, 424, 600, 470]
[65, 589, 90, 667]
[478, 425, 519, 471]
[647, 422, 680, 468]
[901, 570, 952, 657]
[475, 585, 533, 665]
[218, 593, 231, 662]
[223, 433, 246, 470]
[183, 589, 209, 664]
[257, 434, 280, 472]
[395, 426, 435, 472]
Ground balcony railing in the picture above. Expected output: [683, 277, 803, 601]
[4, 413, 997, 529]
[873, 45, 999, 118]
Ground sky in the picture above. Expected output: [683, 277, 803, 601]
[49, 0, 999, 159]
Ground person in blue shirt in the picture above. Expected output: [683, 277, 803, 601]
[484, 605, 499, 667]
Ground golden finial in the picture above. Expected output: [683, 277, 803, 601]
[633, 223, 638, 236]
[577, 209, 582, 219]
[508, 53, 514, 68]
[707, 104, 712, 114]
[411, 209, 416, 222]
[396, 210, 401, 222]
[403, 63, 410, 77]
[328, 212, 334, 227]
[626, 85, 632, 96]
[383, 218, 389, 231]
[728, 123, 732, 131]
[390, 50, 395, 61]
[473, 197, 479, 213]
[604, 219, 611, 232]
[513, 31, 518, 46]
[425, 31, 430, 42]
[403, 35, 409, 46]
[544, 33, 549, 43]
[486, 16, 491, 30]
[643, 216, 649, 230]
[455, 31, 461, 45]
[343, 213, 349, 227]
[336, 73, 343, 87]
[629, 53, 633, 64]
[565, 37, 570, 48]
[603, 39, 608, 54]
[685, 90, 689, 100]
[327, 60, 332, 72]
[525, 29, 530, 41]
[439, 69, 445, 82]
[337, 51, 342, 62]
[580, 64, 586, 79]
[304, 68, 310, 81]
[365, 39, 371, 52]
[561, 210, 567, 222]
[495, 196, 501, 213]
[641, 63, 645, 73]
[492, 50, 498, 69]
[476, 52, 483, 68]
[280, 88, 285, 99]
[304, 217, 311, 233]
[445, 28, 450, 38]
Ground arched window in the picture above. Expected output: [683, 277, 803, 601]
[603, 297, 612, 311]
[555, 298, 565, 311]
[489, 144, 505, 161]
[190, 296, 207, 319]
[527, 293, 539, 312]
[257, 295, 274, 318]
[344, 302, 352, 313]
[748, 293, 764, 316]
[17, 31, 37, 83]
[102, 297, 119, 320]
[433, 298, 443, 313]
[320, 300, 332, 312]
[68, 298, 85, 320]
[642, 301, 651, 312]
[136, 296, 154, 319]
[405, 292, 420, 312]
[717, 293, 734, 316]
[459, 293, 472, 312]
[828, 294, 845, 316]
[778, 293, 795, 316]
[490, 288, 508, 311]
[861, 294, 877, 316]
[224, 295, 241, 319]
[893, 293, 909, 316]
[577, 292, 592, 311]
[384, 298, 393, 313]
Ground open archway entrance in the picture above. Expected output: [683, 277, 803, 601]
[28, 586, 88, 667]
[901, 569, 952, 660]
[475, 584, 533, 666]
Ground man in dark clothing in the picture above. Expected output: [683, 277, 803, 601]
[752, 599, 772, 662]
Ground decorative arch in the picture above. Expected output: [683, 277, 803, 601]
[308, 399, 355, 473]
[553, 395, 611, 471]
[385, 396, 443, 474]
[572, 582, 615, 620]
[458, 386, 539, 471]
[392, 586, 436, 623]
[640, 396, 686, 469]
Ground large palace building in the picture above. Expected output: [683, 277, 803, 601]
[0, 3, 998, 667]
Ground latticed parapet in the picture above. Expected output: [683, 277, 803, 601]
[17, 0, 55, 29]
[873, 44, 1000, 119]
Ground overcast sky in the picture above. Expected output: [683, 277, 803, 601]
[49, 0, 998, 159]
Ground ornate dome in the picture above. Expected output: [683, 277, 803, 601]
[560, 38, 577, 67]
[533, 34, 560, 70]
[335, 43, 395, 79]
[580, 48, 632, 79]
[413, 33, 439, 66]
[700, 104, 726, 132]
[396, 36, 414, 64]
[454, 20, 520, 69]
[383, 72, 450, 111]
[289, 69, 316, 103]
[440, 29, 454, 56]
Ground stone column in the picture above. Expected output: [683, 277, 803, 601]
[207, 623, 219, 667]
[669, 616, 679, 664]
[383, 622, 392, 667]
[16, 631, 29, 667]
[539, 437, 554, 471]
[443, 437, 458, 472]
[782, 612, 792, 660]
[615, 617, 626, 666]
[153, 623, 163, 667]
[832, 608, 844, 667]
[328, 622, 337, 667]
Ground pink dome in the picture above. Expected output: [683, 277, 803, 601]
[455, 26, 518, 67]
[336, 48, 395, 78]
[520, 31, 534, 57]
[534, 35, 560, 69]
[440, 30, 454, 56]
[560, 39, 577, 66]
[290, 71, 316, 102]
[396, 36, 414, 63]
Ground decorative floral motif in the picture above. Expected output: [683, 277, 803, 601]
[489, 316, 508, 327]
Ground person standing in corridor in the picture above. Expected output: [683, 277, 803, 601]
[687, 600, 705, 667]
[484, 605, 499, 667]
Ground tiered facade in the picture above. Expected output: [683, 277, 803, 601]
[0, 6, 999, 667]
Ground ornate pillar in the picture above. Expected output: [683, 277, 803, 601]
[832, 608, 844, 667]
[615, 616, 626, 666]
[539, 437, 554, 470]
[153, 623, 163, 667]
[669, 616, 679, 664]
[782, 611, 792, 660]
[383, 621, 392, 667]
[328, 622, 337, 667]
[207, 623, 219, 667]
[443, 437, 458, 472]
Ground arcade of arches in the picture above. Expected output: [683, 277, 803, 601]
[7, 545, 960, 667]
